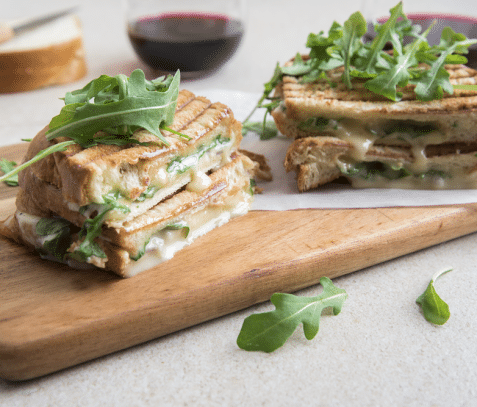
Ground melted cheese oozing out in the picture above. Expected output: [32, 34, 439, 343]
[186, 170, 212, 193]
[16, 212, 43, 247]
[91, 138, 234, 226]
[305, 117, 477, 188]
[14, 180, 254, 277]
[123, 189, 252, 277]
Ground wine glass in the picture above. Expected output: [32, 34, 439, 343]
[125, 0, 247, 79]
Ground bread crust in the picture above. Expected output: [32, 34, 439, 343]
[21, 90, 243, 207]
[285, 136, 477, 191]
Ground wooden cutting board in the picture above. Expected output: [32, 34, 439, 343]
[2, 143, 477, 381]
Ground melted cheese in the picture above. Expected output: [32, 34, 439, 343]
[121, 188, 253, 277]
[82, 138, 234, 227]
[299, 116, 477, 189]
[14, 179, 254, 278]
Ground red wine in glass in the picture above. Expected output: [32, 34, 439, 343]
[128, 12, 244, 77]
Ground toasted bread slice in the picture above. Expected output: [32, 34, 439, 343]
[272, 62, 477, 146]
[20, 90, 243, 226]
[285, 136, 477, 191]
[2, 153, 256, 277]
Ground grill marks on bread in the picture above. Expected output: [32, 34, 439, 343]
[22, 90, 241, 206]
[277, 64, 477, 123]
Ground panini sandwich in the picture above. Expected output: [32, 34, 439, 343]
[0, 72, 257, 277]
[274, 63, 477, 191]
[265, 3, 477, 191]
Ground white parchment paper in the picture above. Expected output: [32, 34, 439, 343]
[199, 89, 477, 210]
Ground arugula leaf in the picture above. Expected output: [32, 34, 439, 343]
[241, 120, 278, 140]
[413, 27, 477, 101]
[364, 22, 433, 101]
[337, 11, 367, 88]
[69, 207, 109, 262]
[36, 218, 72, 261]
[363, 2, 406, 73]
[416, 268, 452, 325]
[167, 135, 231, 174]
[136, 186, 159, 202]
[0, 140, 76, 185]
[46, 69, 180, 147]
[341, 161, 412, 180]
[237, 277, 348, 352]
[71, 192, 131, 262]
[0, 159, 19, 186]
[164, 221, 190, 238]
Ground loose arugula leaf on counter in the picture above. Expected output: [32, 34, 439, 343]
[0, 159, 19, 186]
[416, 268, 452, 325]
[237, 277, 348, 352]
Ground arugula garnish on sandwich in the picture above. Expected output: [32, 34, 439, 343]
[243, 1, 477, 139]
[0, 69, 181, 184]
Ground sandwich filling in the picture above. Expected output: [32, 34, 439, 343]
[7, 154, 255, 278]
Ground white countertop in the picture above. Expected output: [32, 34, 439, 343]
[1, 1, 477, 406]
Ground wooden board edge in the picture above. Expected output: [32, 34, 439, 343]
[2, 204, 477, 381]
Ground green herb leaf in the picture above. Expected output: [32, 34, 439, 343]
[46, 69, 180, 147]
[337, 11, 367, 88]
[0, 140, 76, 185]
[363, 2, 406, 73]
[237, 277, 348, 352]
[241, 120, 278, 140]
[36, 218, 72, 261]
[416, 268, 452, 325]
[69, 208, 109, 261]
[0, 159, 19, 186]
[413, 27, 477, 101]
[164, 221, 190, 238]
[167, 135, 231, 174]
[136, 186, 159, 202]
[364, 22, 432, 101]
[71, 192, 131, 262]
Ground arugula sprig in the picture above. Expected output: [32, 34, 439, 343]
[0, 69, 182, 185]
[70, 192, 131, 262]
[237, 277, 348, 352]
[46, 69, 180, 146]
[36, 218, 72, 261]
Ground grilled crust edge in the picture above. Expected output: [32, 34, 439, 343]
[20, 89, 243, 206]
[285, 136, 477, 191]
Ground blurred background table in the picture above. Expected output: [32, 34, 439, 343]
[1, 0, 477, 406]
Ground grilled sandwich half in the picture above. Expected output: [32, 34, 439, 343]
[272, 62, 477, 191]
[0, 90, 257, 277]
